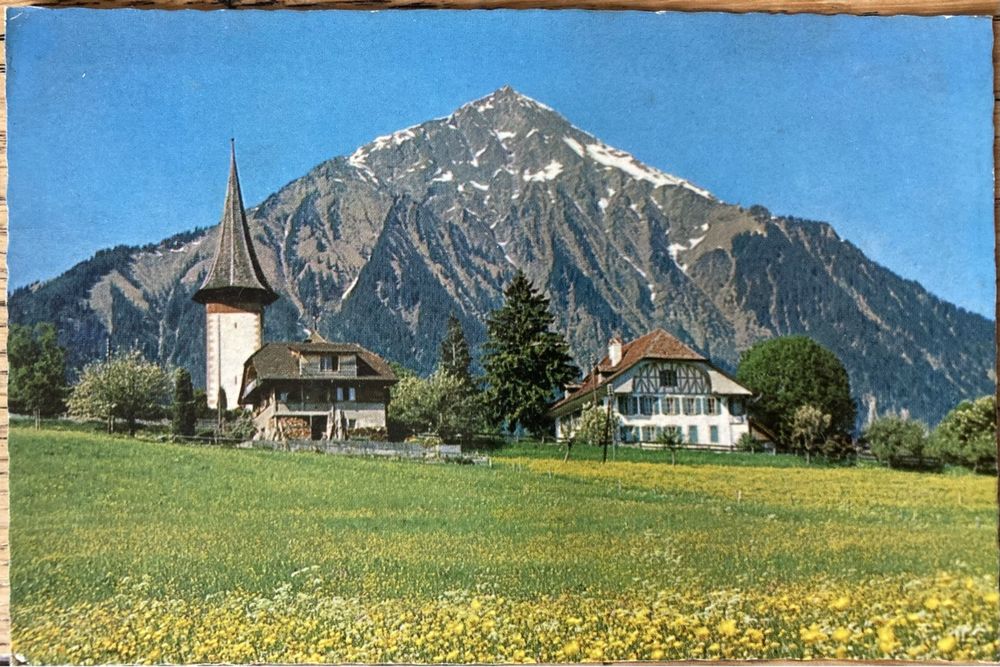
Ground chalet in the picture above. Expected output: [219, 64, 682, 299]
[192, 142, 396, 441]
[549, 329, 754, 448]
[239, 332, 397, 441]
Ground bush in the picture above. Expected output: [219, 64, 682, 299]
[864, 416, 928, 468]
[573, 404, 620, 446]
[736, 432, 758, 453]
[930, 396, 996, 473]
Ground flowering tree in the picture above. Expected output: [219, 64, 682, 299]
[68, 351, 171, 435]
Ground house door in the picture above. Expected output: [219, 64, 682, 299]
[311, 416, 327, 441]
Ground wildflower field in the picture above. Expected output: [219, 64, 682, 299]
[12, 427, 999, 663]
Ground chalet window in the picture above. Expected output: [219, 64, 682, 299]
[336, 387, 344, 401]
[348, 387, 356, 402]
[320, 355, 338, 372]
[730, 399, 745, 416]
[278, 390, 290, 402]
[687, 425, 699, 444]
[639, 396, 658, 416]
[659, 368, 678, 387]
[683, 397, 700, 415]
[710, 425, 719, 443]
[347, 419, 357, 429]
[617, 395, 638, 416]
[705, 397, 718, 415]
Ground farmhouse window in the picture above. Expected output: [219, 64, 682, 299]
[641, 426, 657, 442]
[661, 397, 679, 415]
[659, 368, 678, 387]
[639, 396, 658, 415]
[730, 398, 745, 416]
[617, 395, 638, 415]
[619, 425, 638, 443]
[710, 425, 719, 443]
[683, 397, 700, 415]
[705, 397, 718, 415]
[320, 355, 338, 372]
[687, 425, 699, 444]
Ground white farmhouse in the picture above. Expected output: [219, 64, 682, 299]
[550, 329, 755, 448]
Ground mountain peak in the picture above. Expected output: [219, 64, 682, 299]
[458, 86, 558, 120]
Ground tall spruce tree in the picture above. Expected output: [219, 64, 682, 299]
[483, 270, 578, 435]
[438, 314, 474, 392]
[172, 368, 197, 436]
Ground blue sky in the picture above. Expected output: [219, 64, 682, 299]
[7, 9, 994, 318]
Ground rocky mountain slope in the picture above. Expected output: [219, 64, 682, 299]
[11, 86, 994, 425]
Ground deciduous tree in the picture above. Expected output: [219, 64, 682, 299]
[390, 371, 484, 442]
[9, 323, 68, 427]
[789, 404, 831, 464]
[67, 351, 171, 436]
[929, 396, 996, 473]
[736, 336, 855, 448]
[864, 415, 928, 468]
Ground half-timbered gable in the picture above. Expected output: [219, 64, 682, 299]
[549, 329, 754, 448]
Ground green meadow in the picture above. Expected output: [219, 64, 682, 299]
[11, 427, 999, 663]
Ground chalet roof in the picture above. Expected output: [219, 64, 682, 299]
[244, 341, 398, 383]
[549, 328, 748, 415]
[192, 142, 278, 306]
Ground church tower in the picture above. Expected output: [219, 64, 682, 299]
[193, 142, 278, 410]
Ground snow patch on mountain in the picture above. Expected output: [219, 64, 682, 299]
[523, 160, 564, 182]
[563, 136, 585, 157]
[584, 141, 711, 198]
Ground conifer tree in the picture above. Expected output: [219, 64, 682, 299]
[483, 270, 578, 435]
[438, 314, 474, 393]
[172, 368, 197, 436]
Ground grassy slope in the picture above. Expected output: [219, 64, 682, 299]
[13, 427, 996, 607]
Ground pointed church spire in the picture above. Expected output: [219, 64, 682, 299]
[193, 141, 278, 306]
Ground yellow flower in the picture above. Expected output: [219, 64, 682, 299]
[717, 619, 738, 637]
[937, 636, 957, 654]
[829, 596, 850, 611]
[832, 627, 851, 643]
[562, 640, 580, 658]
[923, 597, 940, 611]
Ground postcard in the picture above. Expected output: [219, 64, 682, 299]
[6, 8, 997, 663]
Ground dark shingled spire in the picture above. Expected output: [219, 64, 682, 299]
[193, 141, 278, 306]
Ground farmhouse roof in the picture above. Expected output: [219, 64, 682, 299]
[193, 141, 278, 306]
[244, 341, 398, 383]
[550, 328, 749, 416]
